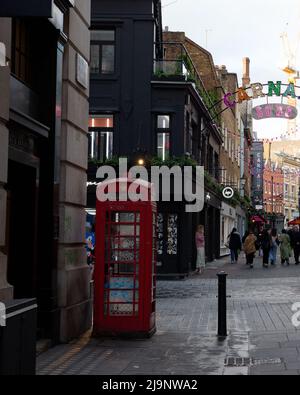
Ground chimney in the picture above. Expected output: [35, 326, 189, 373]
[164, 26, 169, 32]
[242, 57, 250, 87]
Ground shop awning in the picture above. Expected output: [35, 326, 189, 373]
[288, 218, 300, 226]
[0, 0, 53, 17]
[251, 215, 266, 223]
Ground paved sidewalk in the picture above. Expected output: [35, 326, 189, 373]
[37, 256, 300, 375]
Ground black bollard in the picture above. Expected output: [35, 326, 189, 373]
[217, 271, 228, 337]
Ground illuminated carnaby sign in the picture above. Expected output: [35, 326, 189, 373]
[224, 81, 300, 109]
[252, 103, 298, 120]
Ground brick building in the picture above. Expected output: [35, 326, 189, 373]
[162, 30, 225, 259]
[162, 31, 251, 251]
[263, 164, 284, 215]
[264, 142, 300, 224]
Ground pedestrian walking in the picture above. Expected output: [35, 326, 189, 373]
[291, 226, 300, 265]
[243, 229, 257, 269]
[269, 229, 280, 266]
[242, 230, 249, 244]
[279, 229, 292, 266]
[195, 225, 205, 274]
[229, 228, 242, 264]
[256, 226, 264, 257]
[261, 229, 272, 268]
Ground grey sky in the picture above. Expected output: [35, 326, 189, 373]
[161, 0, 300, 139]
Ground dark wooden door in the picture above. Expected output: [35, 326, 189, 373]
[7, 160, 38, 299]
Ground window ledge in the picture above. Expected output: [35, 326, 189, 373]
[90, 74, 119, 82]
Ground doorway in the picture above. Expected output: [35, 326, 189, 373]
[6, 160, 38, 299]
[157, 211, 180, 274]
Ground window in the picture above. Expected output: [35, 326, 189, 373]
[208, 146, 214, 177]
[185, 112, 191, 154]
[214, 153, 219, 181]
[224, 168, 228, 185]
[91, 30, 115, 75]
[228, 137, 232, 159]
[157, 115, 170, 129]
[221, 123, 225, 148]
[156, 115, 170, 161]
[231, 139, 235, 161]
[11, 19, 33, 86]
[192, 121, 199, 161]
[221, 217, 225, 246]
[89, 115, 114, 161]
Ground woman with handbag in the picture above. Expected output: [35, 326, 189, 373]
[243, 229, 257, 269]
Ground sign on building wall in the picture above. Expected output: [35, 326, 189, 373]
[252, 104, 298, 120]
[223, 81, 300, 109]
[251, 142, 264, 209]
[76, 53, 89, 89]
[0, 43, 6, 67]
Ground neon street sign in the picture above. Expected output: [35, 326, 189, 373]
[223, 81, 300, 109]
[252, 103, 298, 120]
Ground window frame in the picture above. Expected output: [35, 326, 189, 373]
[90, 29, 116, 76]
[88, 115, 114, 161]
[11, 18, 34, 88]
[156, 115, 171, 161]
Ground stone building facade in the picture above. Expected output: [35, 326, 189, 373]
[264, 141, 300, 224]
[216, 66, 243, 254]
[263, 164, 284, 215]
[0, 0, 91, 343]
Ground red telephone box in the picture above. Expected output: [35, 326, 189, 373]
[93, 178, 157, 338]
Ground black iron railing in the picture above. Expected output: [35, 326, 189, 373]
[153, 42, 220, 122]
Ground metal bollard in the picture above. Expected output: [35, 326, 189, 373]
[217, 271, 228, 337]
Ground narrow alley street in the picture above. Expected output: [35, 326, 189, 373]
[3, 0, 300, 380]
[37, 256, 300, 376]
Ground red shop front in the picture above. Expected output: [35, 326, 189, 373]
[93, 178, 157, 338]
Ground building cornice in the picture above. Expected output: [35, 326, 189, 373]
[55, 0, 75, 14]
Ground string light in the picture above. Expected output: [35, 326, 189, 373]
[220, 125, 300, 142]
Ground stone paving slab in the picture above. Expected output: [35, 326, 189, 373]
[37, 329, 300, 376]
[37, 256, 300, 376]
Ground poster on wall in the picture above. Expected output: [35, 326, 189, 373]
[251, 141, 264, 209]
[109, 277, 138, 303]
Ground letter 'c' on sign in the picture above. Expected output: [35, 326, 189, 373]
[224, 93, 236, 108]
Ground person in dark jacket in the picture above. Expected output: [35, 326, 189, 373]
[229, 228, 242, 264]
[291, 226, 300, 265]
[261, 228, 272, 268]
